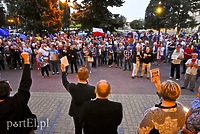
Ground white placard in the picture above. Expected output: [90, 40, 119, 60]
[60, 56, 69, 66]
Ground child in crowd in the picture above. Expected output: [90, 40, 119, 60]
[38, 52, 49, 78]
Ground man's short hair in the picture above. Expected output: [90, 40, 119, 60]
[160, 80, 181, 102]
[78, 67, 89, 81]
[96, 80, 111, 97]
[0, 81, 11, 100]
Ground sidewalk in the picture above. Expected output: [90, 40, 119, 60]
[28, 92, 196, 134]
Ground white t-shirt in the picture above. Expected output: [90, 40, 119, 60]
[136, 43, 145, 49]
[158, 47, 165, 56]
[185, 59, 200, 75]
[38, 48, 49, 57]
[171, 50, 184, 64]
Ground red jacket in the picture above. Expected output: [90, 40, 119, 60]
[184, 48, 194, 59]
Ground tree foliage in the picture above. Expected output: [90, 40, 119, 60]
[111, 14, 127, 29]
[5, 0, 126, 33]
[130, 19, 144, 29]
[0, 6, 6, 27]
[145, 0, 198, 32]
[72, 0, 125, 32]
[5, 0, 63, 34]
[59, 2, 70, 29]
[40, 1, 63, 33]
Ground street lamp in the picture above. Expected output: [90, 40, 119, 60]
[8, 19, 14, 23]
[156, 7, 163, 15]
[8, 19, 16, 29]
[155, 3, 164, 42]
[60, 0, 72, 31]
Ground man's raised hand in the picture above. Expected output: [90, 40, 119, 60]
[21, 52, 29, 64]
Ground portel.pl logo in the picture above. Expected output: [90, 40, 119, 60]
[7, 118, 49, 130]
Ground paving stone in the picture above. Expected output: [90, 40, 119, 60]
[28, 92, 196, 134]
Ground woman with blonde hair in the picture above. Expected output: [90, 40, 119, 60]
[138, 80, 186, 134]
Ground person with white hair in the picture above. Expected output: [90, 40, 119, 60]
[136, 39, 145, 50]
[181, 53, 200, 92]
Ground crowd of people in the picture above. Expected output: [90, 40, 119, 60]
[0, 31, 200, 133]
[0, 31, 199, 80]
[0, 52, 200, 134]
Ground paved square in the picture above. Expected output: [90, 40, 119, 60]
[28, 92, 196, 134]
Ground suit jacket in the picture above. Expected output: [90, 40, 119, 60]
[80, 99, 123, 134]
[62, 72, 96, 117]
[68, 49, 78, 61]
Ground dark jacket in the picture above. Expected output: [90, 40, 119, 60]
[0, 64, 33, 134]
[62, 72, 96, 117]
[141, 52, 153, 64]
[80, 99, 123, 134]
[0, 45, 4, 60]
[68, 48, 78, 61]
[62, 49, 70, 60]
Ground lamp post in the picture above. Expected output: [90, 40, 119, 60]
[60, 0, 71, 31]
[155, 2, 164, 42]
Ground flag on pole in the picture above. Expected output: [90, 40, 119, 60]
[92, 27, 104, 36]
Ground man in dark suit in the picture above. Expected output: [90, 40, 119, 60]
[68, 45, 78, 74]
[61, 64, 96, 134]
[80, 80, 123, 134]
[0, 52, 36, 134]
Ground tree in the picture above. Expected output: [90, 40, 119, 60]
[5, 0, 63, 34]
[145, 0, 165, 31]
[59, 1, 70, 29]
[17, 0, 42, 33]
[72, 0, 125, 32]
[130, 19, 144, 29]
[111, 14, 126, 29]
[40, 0, 63, 33]
[4, 0, 19, 18]
[0, 6, 6, 27]
[4, 0, 22, 29]
[145, 0, 197, 33]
